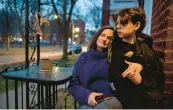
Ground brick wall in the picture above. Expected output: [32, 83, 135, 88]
[151, 0, 173, 95]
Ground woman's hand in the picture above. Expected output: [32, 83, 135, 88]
[122, 60, 143, 85]
[88, 92, 103, 106]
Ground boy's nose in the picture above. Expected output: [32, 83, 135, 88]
[116, 23, 120, 28]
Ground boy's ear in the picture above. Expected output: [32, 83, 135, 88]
[134, 21, 141, 31]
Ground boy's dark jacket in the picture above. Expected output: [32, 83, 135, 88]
[108, 33, 165, 108]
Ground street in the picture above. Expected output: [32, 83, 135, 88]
[0, 45, 87, 69]
[0, 45, 62, 68]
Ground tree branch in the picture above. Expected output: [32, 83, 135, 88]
[67, 0, 77, 24]
[51, 0, 63, 33]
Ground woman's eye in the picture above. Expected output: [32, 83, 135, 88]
[107, 37, 113, 40]
[101, 34, 105, 37]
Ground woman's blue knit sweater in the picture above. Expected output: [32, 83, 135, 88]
[68, 49, 113, 105]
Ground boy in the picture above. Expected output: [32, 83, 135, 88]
[108, 7, 165, 108]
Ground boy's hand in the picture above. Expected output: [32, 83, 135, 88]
[122, 60, 143, 84]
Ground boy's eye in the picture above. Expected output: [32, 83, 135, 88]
[116, 21, 128, 27]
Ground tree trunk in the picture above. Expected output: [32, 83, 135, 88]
[62, 32, 68, 60]
[6, 35, 10, 51]
[62, 21, 69, 61]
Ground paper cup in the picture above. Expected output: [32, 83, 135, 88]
[39, 59, 52, 71]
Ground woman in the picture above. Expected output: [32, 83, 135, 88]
[68, 26, 122, 109]
[108, 7, 165, 108]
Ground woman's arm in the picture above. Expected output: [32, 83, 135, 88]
[68, 53, 92, 104]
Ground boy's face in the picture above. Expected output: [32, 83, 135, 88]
[116, 16, 140, 38]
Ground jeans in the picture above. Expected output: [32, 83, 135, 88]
[79, 97, 123, 109]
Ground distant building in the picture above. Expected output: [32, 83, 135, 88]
[41, 18, 74, 45]
[41, 19, 85, 44]
[72, 20, 85, 43]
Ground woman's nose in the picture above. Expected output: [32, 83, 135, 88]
[102, 37, 107, 41]
[103, 40, 107, 45]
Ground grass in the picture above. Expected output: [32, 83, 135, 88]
[0, 76, 21, 94]
[58, 88, 79, 109]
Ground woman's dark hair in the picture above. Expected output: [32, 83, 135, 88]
[88, 25, 114, 51]
[112, 7, 146, 35]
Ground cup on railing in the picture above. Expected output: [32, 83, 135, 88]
[39, 59, 52, 71]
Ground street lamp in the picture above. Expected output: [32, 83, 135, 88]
[74, 34, 79, 38]
[73, 27, 80, 43]
[74, 27, 80, 33]
[54, 14, 58, 19]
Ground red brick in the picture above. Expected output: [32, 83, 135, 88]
[164, 71, 173, 82]
[164, 72, 173, 95]
[164, 63, 173, 71]
[165, 52, 173, 60]
[166, 31, 173, 39]
[151, 0, 173, 95]
[164, 80, 173, 94]
[166, 41, 173, 49]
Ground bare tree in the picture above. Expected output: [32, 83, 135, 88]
[0, 0, 14, 51]
[89, 6, 102, 29]
[7, 0, 25, 45]
[85, 0, 102, 30]
[51, 0, 78, 60]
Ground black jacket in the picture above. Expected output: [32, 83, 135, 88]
[108, 33, 165, 109]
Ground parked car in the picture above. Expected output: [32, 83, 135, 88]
[67, 43, 82, 55]
[40, 40, 50, 44]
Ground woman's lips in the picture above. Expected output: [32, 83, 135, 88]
[99, 41, 106, 45]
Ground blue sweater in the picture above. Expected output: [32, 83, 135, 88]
[68, 49, 113, 105]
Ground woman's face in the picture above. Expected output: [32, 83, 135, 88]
[116, 15, 137, 38]
[96, 29, 114, 49]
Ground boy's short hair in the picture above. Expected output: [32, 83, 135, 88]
[112, 7, 146, 34]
